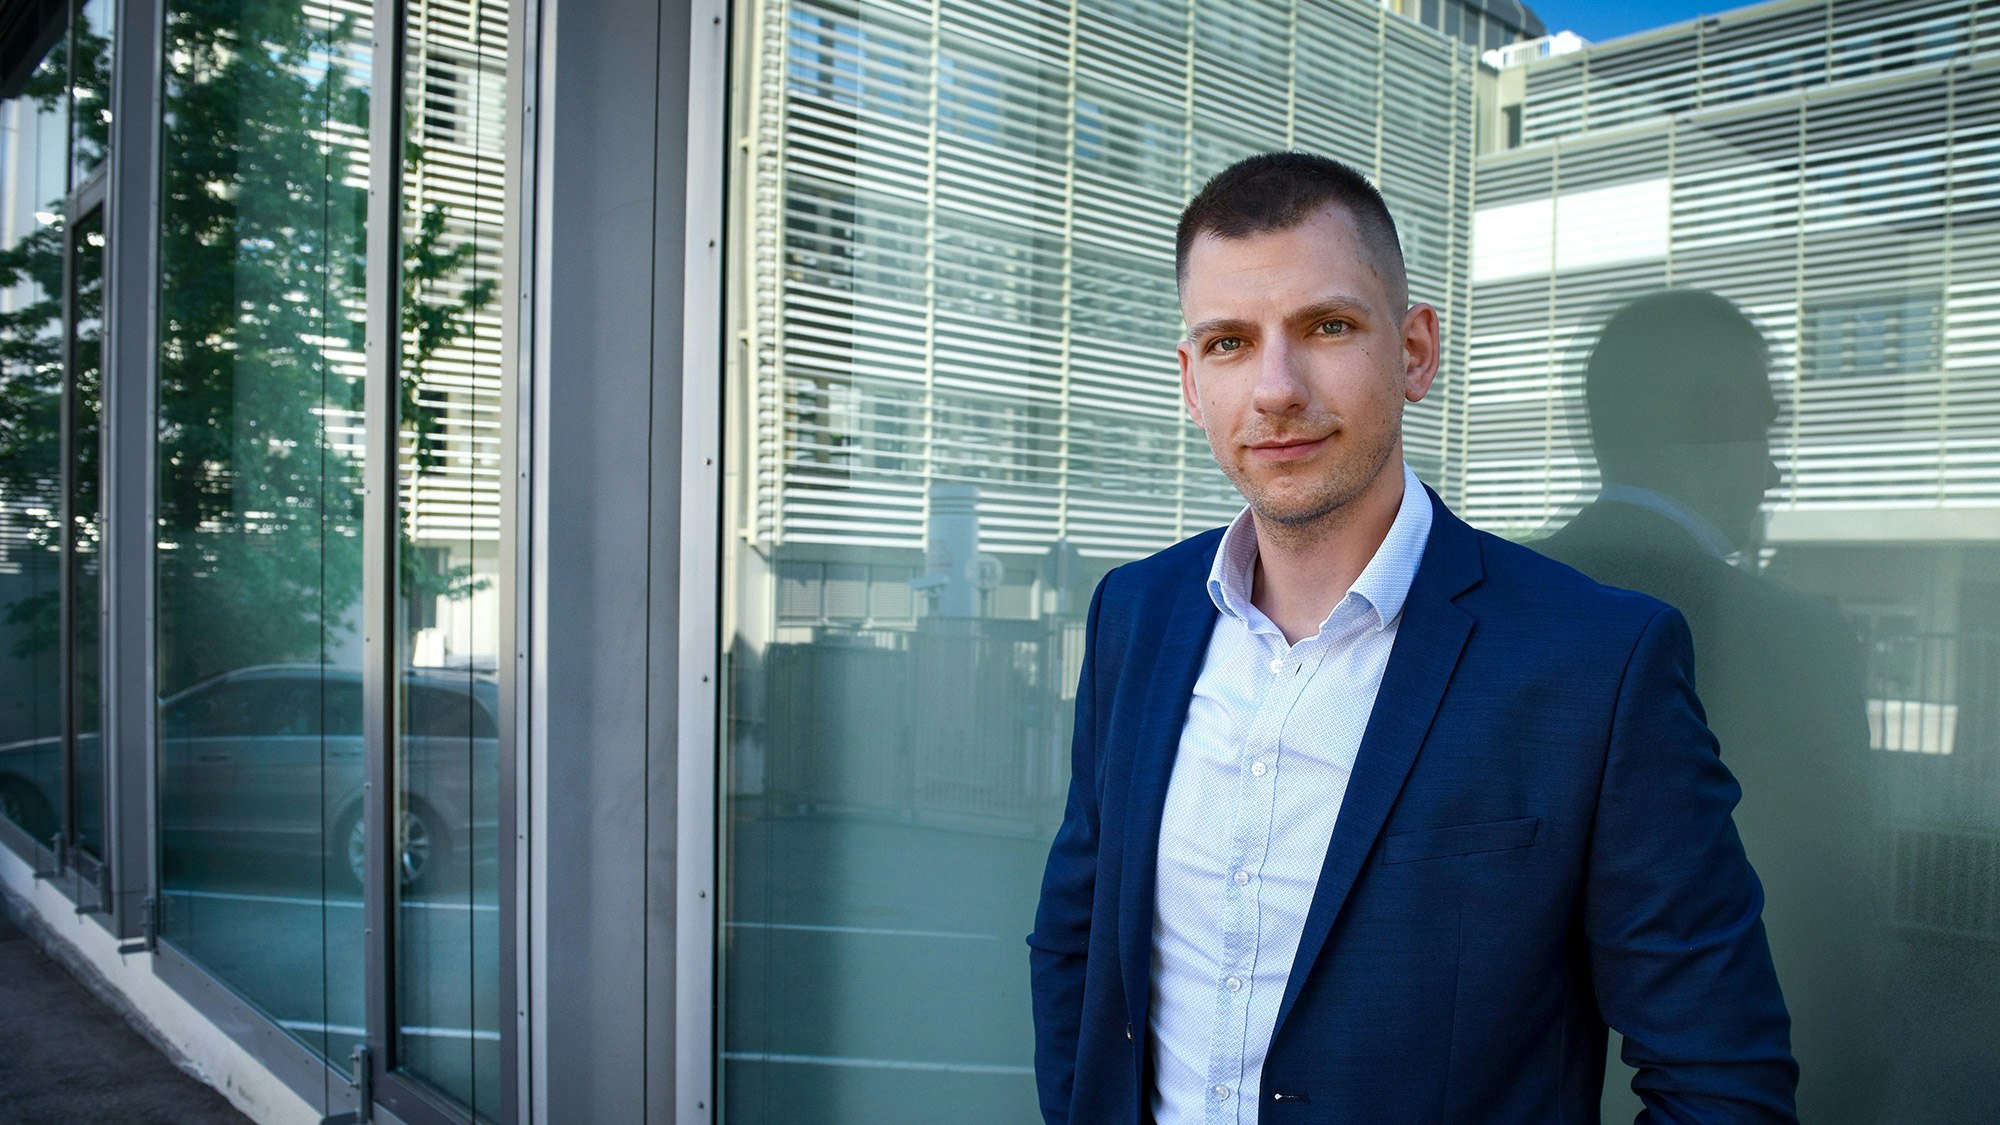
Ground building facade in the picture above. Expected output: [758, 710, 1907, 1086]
[0, 0, 1994, 1121]
[1469, 2, 2000, 1117]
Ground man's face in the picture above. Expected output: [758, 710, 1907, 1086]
[1177, 203, 1438, 534]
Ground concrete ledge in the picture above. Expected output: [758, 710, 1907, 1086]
[0, 844, 318, 1125]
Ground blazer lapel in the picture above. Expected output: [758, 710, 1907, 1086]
[1272, 491, 1482, 1040]
[1119, 564, 1221, 1050]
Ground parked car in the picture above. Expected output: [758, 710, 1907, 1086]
[0, 663, 499, 891]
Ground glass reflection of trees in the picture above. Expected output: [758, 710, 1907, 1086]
[154, 0, 374, 1076]
[155, 0, 371, 695]
[0, 13, 113, 850]
[152, 0, 495, 1085]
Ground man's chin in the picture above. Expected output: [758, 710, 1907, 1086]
[1247, 495, 1349, 532]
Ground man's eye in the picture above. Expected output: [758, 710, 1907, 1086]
[1315, 320, 1348, 336]
[1210, 337, 1243, 354]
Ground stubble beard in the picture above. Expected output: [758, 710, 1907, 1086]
[1216, 418, 1401, 553]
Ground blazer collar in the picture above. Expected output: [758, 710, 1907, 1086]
[1273, 487, 1481, 1038]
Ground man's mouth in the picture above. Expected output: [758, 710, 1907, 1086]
[1247, 435, 1327, 462]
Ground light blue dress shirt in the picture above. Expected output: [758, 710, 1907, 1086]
[1149, 463, 1434, 1124]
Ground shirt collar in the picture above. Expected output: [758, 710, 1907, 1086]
[1595, 484, 1740, 562]
[1205, 462, 1434, 636]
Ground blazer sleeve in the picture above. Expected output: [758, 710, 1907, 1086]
[1027, 575, 1108, 1125]
[1584, 604, 1801, 1123]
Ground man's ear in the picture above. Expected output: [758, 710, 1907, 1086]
[1402, 302, 1441, 404]
[1178, 339, 1206, 429]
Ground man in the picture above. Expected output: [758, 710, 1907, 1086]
[1536, 290, 1880, 1123]
[1027, 153, 1797, 1123]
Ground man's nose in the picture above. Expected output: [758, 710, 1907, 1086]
[1252, 338, 1307, 414]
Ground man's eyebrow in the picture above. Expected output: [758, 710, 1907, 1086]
[1287, 296, 1375, 325]
[1185, 316, 1254, 341]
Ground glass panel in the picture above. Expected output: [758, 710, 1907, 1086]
[725, 0, 1462, 1118]
[392, 0, 507, 1113]
[70, 0, 115, 185]
[1488, 41, 2000, 1123]
[0, 41, 71, 848]
[155, 0, 371, 1076]
[731, 2, 1999, 1123]
[68, 207, 103, 857]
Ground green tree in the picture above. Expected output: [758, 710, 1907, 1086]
[155, 0, 495, 690]
[0, 16, 107, 663]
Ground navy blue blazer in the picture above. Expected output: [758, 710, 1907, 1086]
[1028, 488, 1797, 1123]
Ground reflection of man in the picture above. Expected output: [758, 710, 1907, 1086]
[1535, 289, 1881, 1123]
[1028, 154, 1797, 1123]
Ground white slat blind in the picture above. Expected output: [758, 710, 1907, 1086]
[747, 0, 1479, 559]
[1471, 8, 2000, 536]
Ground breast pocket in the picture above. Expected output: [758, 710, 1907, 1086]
[1380, 815, 1539, 865]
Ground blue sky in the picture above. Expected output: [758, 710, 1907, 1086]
[1527, 0, 1729, 44]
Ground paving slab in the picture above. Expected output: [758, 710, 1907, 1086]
[0, 907, 249, 1125]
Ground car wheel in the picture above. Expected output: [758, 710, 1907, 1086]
[344, 805, 443, 893]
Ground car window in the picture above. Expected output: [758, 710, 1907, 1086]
[162, 679, 305, 737]
[405, 682, 496, 739]
[320, 680, 363, 738]
[163, 675, 364, 738]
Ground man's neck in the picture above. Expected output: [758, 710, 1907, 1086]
[1249, 465, 1407, 645]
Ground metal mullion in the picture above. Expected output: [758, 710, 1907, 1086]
[57, 186, 78, 868]
[360, 0, 407, 1118]
[96, 0, 161, 936]
[672, 0, 727, 1118]
[498, 0, 534, 1112]
[99, 0, 163, 950]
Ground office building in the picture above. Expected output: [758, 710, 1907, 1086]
[0, 0, 1992, 1120]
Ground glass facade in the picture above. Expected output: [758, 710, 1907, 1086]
[0, 0, 113, 873]
[723, 0, 1475, 1118]
[1473, 6, 2000, 1118]
[722, 0, 2000, 1121]
[0, 40, 70, 852]
[393, 0, 508, 1111]
[2, 0, 1998, 1120]
[66, 203, 103, 858]
[154, 0, 373, 1075]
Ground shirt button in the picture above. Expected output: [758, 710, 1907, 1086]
[1250, 760, 1268, 777]
[1268, 657, 1282, 673]
[1225, 976, 1242, 992]
[1215, 1085, 1231, 1100]
[1233, 870, 1250, 886]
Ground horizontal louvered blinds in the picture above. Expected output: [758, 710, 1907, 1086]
[1520, 0, 2000, 146]
[401, 0, 507, 546]
[1470, 43, 2000, 535]
[748, 0, 1478, 559]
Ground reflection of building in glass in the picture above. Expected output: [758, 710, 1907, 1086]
[0, 52, 69, 751]
[1470, 0, 2000, 541]
[400, 0, 508, 669]
[726, 11, 1505, 1112]
[741, 0, 1486, 595]
[1469, 0, 2000, 974]
[731, 0, 1499, 827]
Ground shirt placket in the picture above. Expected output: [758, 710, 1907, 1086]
[1201, 628, 1329, 1123]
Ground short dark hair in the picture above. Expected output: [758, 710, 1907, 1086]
[1175, 152, 1408, 307]
[1584, 288, 1773, 467]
